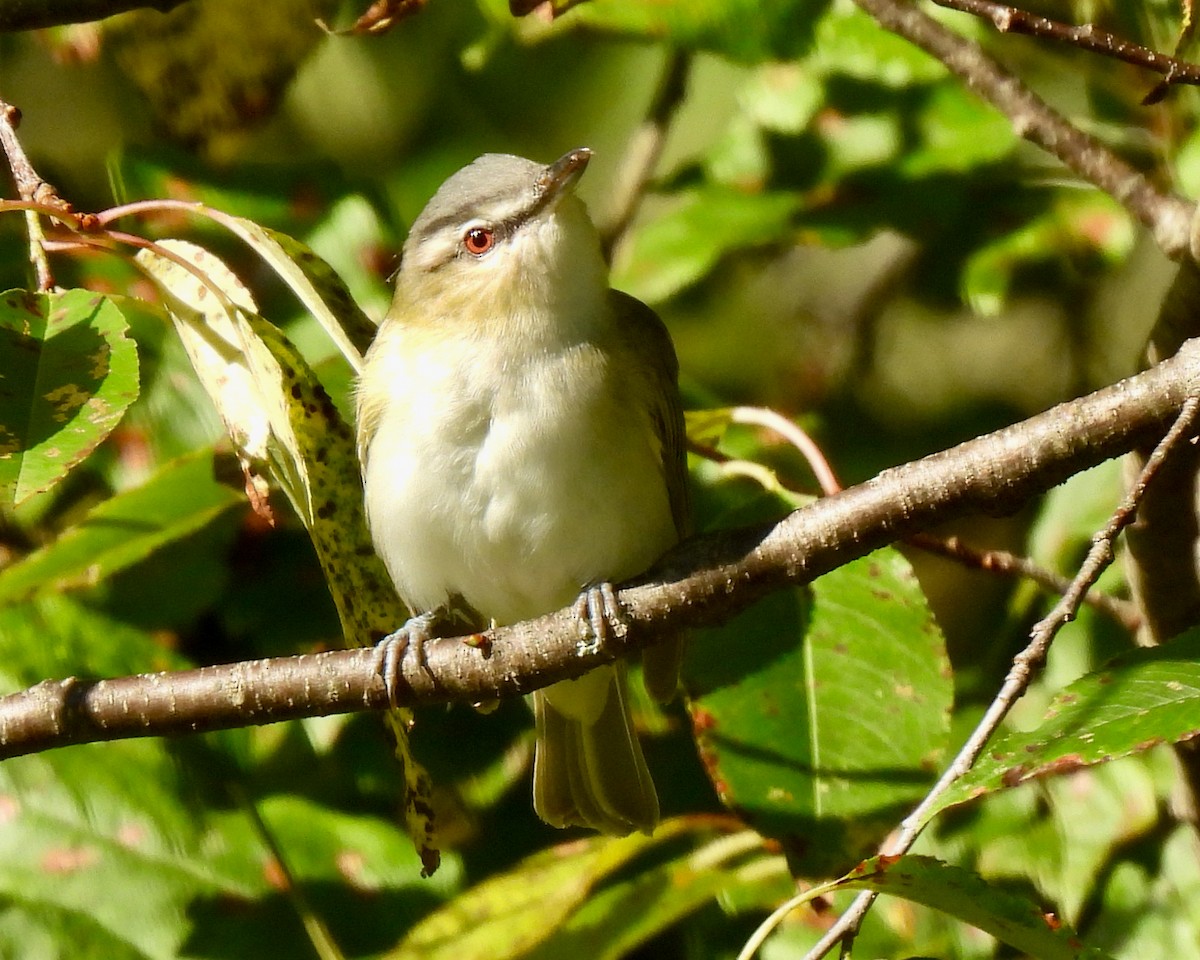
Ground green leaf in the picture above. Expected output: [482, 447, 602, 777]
[738, 62, 824, 135]
[0, 595, 190, 688]
[0, 740, 227, 960]
[188, 794, 465, 958]
[1087, 825, 1200, 956]
[961, 191, 1134, 316]
[1030, 760, 1159, 924]
[392, 825, 690, 960]
[932, 629, 1200, 816]
[0, 450, 244, 606]
[218, 795, 448, 890]
[191, 212, 377, 367]
[0, 289, 140, 508]
[525, 832, 781, 960]
[0, 601, 238, 957]
[1027, 459, 1125, 576]
[812, 2, 951, 86]
[900, 82, 1017, 177]
[105, 0, 331, 155]
[0, 711, 460, 960]
[836, 855, 1112, 959]
[685, 486, 951, 876]
[613, 188, 799, 303]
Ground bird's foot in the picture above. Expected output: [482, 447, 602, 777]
[373, 612, 436, 708]
[573, 582, 629, 657]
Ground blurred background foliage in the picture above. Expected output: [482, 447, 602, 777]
[1, 0, 1199, 956]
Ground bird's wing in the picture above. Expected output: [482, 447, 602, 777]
[610, 289, 690, 540]
[610, 289, 690, 703]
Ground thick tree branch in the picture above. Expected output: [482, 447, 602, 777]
[2, 339, 1197, 759]
[854, 0, 1195, 258]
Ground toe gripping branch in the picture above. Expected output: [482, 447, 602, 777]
[574, 582, 630, 657]
[373, 611, 436, 708]
[375, 586, 630, 707]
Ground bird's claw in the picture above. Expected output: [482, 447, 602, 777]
[373, 612, 435, 708]
[573, 582, 629, 657]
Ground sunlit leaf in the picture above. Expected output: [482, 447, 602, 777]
[900, 82, 1016, 177]
[0, 450, 243, 606]
[525, 831, 785, 960]
[392, 823, 692, 960]
[0, 289, 139, 508]
[931, 629, 1200, 816]
[835, 855, 1113, 959]
[613, 188, 799, 303]
[812, 1, 953, 85]
[191, 212, 376, 368]
[962, 192, 1134, 316]
[0, 739, 228, 959]
[738, 62, 823, 134]
[0, 600, 462, 957]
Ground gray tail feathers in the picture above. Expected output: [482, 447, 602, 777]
[532, 663, 659, 835]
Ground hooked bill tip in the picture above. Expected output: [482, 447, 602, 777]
[537, 147, 592, 198]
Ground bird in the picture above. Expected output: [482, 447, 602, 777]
[356, 147, 688, 834]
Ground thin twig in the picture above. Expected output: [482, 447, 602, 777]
[802, 394, 1200, 960]
[601, 50, 692, 260]
[0, 103, 45, 204]
[908, 532, 1143, 632]
[21, 210, 53, 291]
[852, 0, 1195, 258]
[930, 0, 1200, 101]
[233, 784, 345, 960]
[727, 405, 1141, 628]
[0, 100, 105, 286]
[0, 102, 57, 289]
[729, 405, 843, 496]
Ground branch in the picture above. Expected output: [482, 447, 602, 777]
[803, 392, 1200, 960]
[2, 339, 1197, 759]
[0, 101, 55, 288]
[0, 0, 188, 31]
[908, 532, 1142, 632]
[601, 50, 692, 260]
[853, 0, 1195, 258]
[930, 0, 1200, 102]
[730, 405, 1138, 625]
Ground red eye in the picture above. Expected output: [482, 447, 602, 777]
[463, 226, 495, 256]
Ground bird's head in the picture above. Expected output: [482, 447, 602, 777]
[394, 148, 607, 330]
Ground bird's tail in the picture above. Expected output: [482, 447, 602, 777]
[532, 663, 659, 835]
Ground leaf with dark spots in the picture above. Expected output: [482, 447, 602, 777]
[0, 289, 140, 507]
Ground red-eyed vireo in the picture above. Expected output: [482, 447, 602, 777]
[356, 148, 688, 834]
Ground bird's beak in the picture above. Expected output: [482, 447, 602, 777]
[533, 147, 592, 213]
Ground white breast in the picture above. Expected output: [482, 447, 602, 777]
[362, 320, 675, 626]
